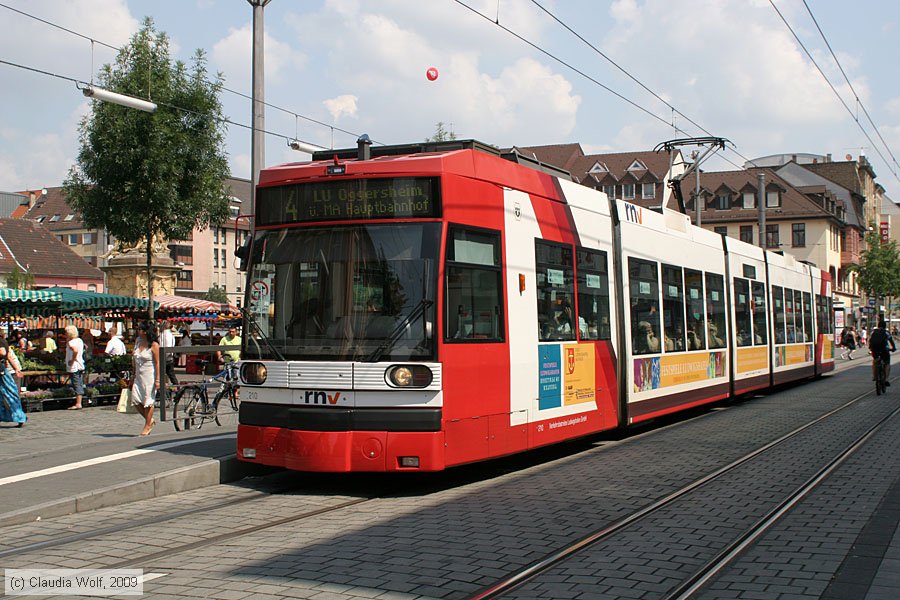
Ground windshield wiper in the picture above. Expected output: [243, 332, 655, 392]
[239, 306, 286, 361]
[363, 299, 433, 363]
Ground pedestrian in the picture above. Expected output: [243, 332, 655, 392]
[216, 326, 241, 365]
[42, 330, 57, 354]
[178, 327, 192, 367]
[840, 326, 857, 360]
[104, 328, 126, 356]
[0, 330, 26, 427]
[64, 325, 86, 410]
[129, 321, 159, 436]
[159, 321, 178, 386]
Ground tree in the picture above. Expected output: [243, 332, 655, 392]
[202, 285, 230, 304]
[851, 226, 900, 319]
[425, 122, 457, 142]
[64, 18, 230, 320]
[6, 266, 34, 290]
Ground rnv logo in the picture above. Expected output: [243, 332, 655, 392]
[303, 391, 342, 405]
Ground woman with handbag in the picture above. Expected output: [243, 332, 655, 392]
[0, 330, 26, 427]
[130, 322, 160, 436]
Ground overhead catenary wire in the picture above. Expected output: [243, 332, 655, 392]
[0, 58, 321, 151]
[768, 0, 900, 185]
[0, 1, 373, 146]
[454, 0, 749, 171]
[799, 0, 900, 178]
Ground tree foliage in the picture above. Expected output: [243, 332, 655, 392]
[202, 284, 230, 304]
[6, 266, 34, 290]
[425, 122, 457, 143]
[64, 17, 230, 248]
[852, 226, 900, 301]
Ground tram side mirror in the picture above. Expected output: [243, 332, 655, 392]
[234, 236, 251, 271]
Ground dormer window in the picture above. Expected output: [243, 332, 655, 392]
[35, 216, 45, 223]
[49, 214, 60, 222]
[715, 193, 732, 210]
[742, 192, 756, 209]
[766, 190, 781, 208]
[64, 214, 75, 221]
[588, 162, 608, 174]
[627, 159, 647, 172]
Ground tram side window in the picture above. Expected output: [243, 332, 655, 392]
[773, 286, 786, 344]
[536, 241, 575, 341]
[662, 264, 686, 352]
[785, 289, 796, 342]
[802, 292, 813, 343]
[751, 281, 767, 345]
[628, 257, 661, 355]
[816, 294, 827, 337]
[445, 227, 503, 342]
[733, 278, 752, 347]
[794, 290, 804, 342]
[576, 248, 611, 340]
[685, 269, 706, 350]
[705, 273, 727, 349]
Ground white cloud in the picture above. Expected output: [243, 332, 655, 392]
[211, 24, 306, 91]
[324, 95, 358, 122]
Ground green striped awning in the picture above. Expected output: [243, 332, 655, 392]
[0, 288, 62, 304]
[42, 287, 157, 312]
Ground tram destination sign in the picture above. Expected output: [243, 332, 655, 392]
[256, 177, 440, 225]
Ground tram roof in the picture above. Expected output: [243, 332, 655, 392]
[260, 139, 573, 196]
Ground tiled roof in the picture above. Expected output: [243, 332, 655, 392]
[0, 219, 103, 278]
[513, 144, 676, 188]
[17, 187, 83, 231]
[775, 162, 861, 229]
[511, 143, 585, 173]
[679, 169, 841, 223]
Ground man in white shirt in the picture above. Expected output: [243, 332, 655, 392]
[65, 325, 85, 410]
[159, 321, 178, 385]
[104, 329, 127, 356]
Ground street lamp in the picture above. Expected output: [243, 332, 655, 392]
[288, 139, 326, 154]
[81, 86, 157, 113]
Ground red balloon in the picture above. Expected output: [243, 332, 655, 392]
[426, 67, 439, 81]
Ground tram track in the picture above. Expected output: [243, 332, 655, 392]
[469, 377, 899, 599]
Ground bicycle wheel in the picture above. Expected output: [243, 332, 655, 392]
[173, 386, 206, 431]
[876, 361, 885, 395]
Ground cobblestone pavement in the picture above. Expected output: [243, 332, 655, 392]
[1, 359, 895, 599]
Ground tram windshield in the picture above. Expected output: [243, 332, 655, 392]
[244, 223, 441, 361]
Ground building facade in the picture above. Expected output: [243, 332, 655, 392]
[0, 219, 104, 290]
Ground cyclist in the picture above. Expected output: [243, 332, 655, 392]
[216, 326, 241, 379]
[869, 319, 896, 387]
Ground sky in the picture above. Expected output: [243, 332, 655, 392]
[1, 0, 899, 203]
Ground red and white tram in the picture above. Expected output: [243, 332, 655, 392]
[236, 140, 834, 472]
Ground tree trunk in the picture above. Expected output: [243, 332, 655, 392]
[147, 228, 155, 322]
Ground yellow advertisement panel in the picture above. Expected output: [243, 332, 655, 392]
[822, 337, 833, 360]
[659, 353, 721, 387]
[785, 344, 811, 365]
[737, 347, 768, 374]
[563, 344, 595, 405]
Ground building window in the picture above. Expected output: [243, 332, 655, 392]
[68, 234, 78, 245]
[766, 191, 781, 207]
[87, 284, 97, 292]
[82, 232, 94, 245]
[714, 193, 731, 210]
[740, 226, 753, 244]
[177, 270, 194, 289]
[64, 214, 75, 221]
[766, 224, 779, 248]
[743, 192, 756, 209]
[603, 185, 616, 198]
[714, 226, 728, 237]
[220, 248, 227, 268]
[623, 184, 635, 200]
[169, 245, 193, 266]
[641, 183, 655, 199]
[213, 250, 219, 269]
[49, 214, 61, 222]
[792, 223, 806, 247]
[35, 216, 45, 223]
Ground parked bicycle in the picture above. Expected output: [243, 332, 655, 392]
[172, 360, 240, 431]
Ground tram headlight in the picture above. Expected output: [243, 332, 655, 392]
[241, 362, 267, 385]
[386, 365, 433, 388]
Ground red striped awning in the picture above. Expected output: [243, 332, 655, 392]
[155, 295, 239, 316]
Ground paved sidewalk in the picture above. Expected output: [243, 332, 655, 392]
[0, 400, 251, 526]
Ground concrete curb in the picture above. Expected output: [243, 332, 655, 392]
[0, 454, 257, 528]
